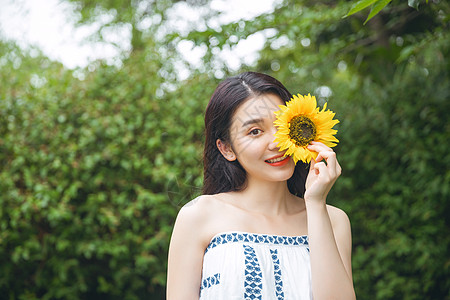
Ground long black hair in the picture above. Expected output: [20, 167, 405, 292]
[202, 72, 308, 196]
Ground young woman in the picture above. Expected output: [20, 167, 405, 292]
[167, 72, 355, 300]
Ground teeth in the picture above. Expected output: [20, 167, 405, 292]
[267, 156, 286, 163]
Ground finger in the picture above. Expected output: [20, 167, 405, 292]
[316, 150, 338, 177]
[335, 157, 342, 175]
[307, 144, 332, 160]
[318, 150, 341, 175]
[310, 141, 333, 151]
[315, 150, 336, 165]
[309, 157, 315, 168]
[309, 158, 318, 175]
[314, 161, 328, 177]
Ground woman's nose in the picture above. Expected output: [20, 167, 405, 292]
[268, 140, 279, 151]
[268, 128, 279, 151]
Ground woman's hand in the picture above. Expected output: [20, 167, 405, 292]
[304, 141, 342, 204]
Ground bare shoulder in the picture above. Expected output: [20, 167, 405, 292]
[178, 194, 224, 216]
[176, 195, 215, 226]
[167, 195, 223, 298]
[326, 204, 351, 233]
[173, 194, 226, 246]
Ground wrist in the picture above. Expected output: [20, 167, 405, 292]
[304, 198, 327, 210]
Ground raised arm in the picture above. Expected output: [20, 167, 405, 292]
[304, 141, 356, 300]
[167, 198, 209, 300]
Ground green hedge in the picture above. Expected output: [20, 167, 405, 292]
[330, 40, 450, 298]
[0, 45, 216, 299]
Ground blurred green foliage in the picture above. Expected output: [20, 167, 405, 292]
[0, 42, 211, 299]
[0, 0, 449, 299]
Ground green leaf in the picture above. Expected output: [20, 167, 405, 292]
[364, 0, 392, 24]
[396, 45, 416, 63]
[408, 0, 420, 10]
[345, 0, 379, 17]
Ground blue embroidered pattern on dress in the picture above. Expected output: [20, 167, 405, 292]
[243, 245, 262, 299]
[200, 273, 221, 291]
[270, 249, 285, 299]
[205, 232, 309, 253]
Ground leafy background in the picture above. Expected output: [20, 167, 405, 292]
[0, 0, 449, 299]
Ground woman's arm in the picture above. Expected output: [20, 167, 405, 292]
[167, 198, 209, 300]
[304, 142, 356, 300]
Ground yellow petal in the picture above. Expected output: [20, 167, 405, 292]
[273, 92, 339, 164]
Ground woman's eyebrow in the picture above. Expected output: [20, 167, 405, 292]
[241, 118, 264, 128]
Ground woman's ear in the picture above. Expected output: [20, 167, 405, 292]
[216, 139, 236, 161]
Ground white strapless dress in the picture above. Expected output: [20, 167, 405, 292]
[199, 231, 312, 300]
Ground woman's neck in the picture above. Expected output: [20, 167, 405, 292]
[234, 178, 297, 216]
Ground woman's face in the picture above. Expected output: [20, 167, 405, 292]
[227, 93, 295, 183]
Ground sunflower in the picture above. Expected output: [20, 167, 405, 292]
[273, 93, 339, 164]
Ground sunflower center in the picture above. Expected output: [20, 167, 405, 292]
[289, 115, 317, 146]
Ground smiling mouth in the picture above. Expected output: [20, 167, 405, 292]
[265, 156, 288, 163]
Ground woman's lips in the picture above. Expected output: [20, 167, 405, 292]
[265, 155, 290, 166]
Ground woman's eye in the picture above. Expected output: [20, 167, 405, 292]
[249, 129, 261, 136]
